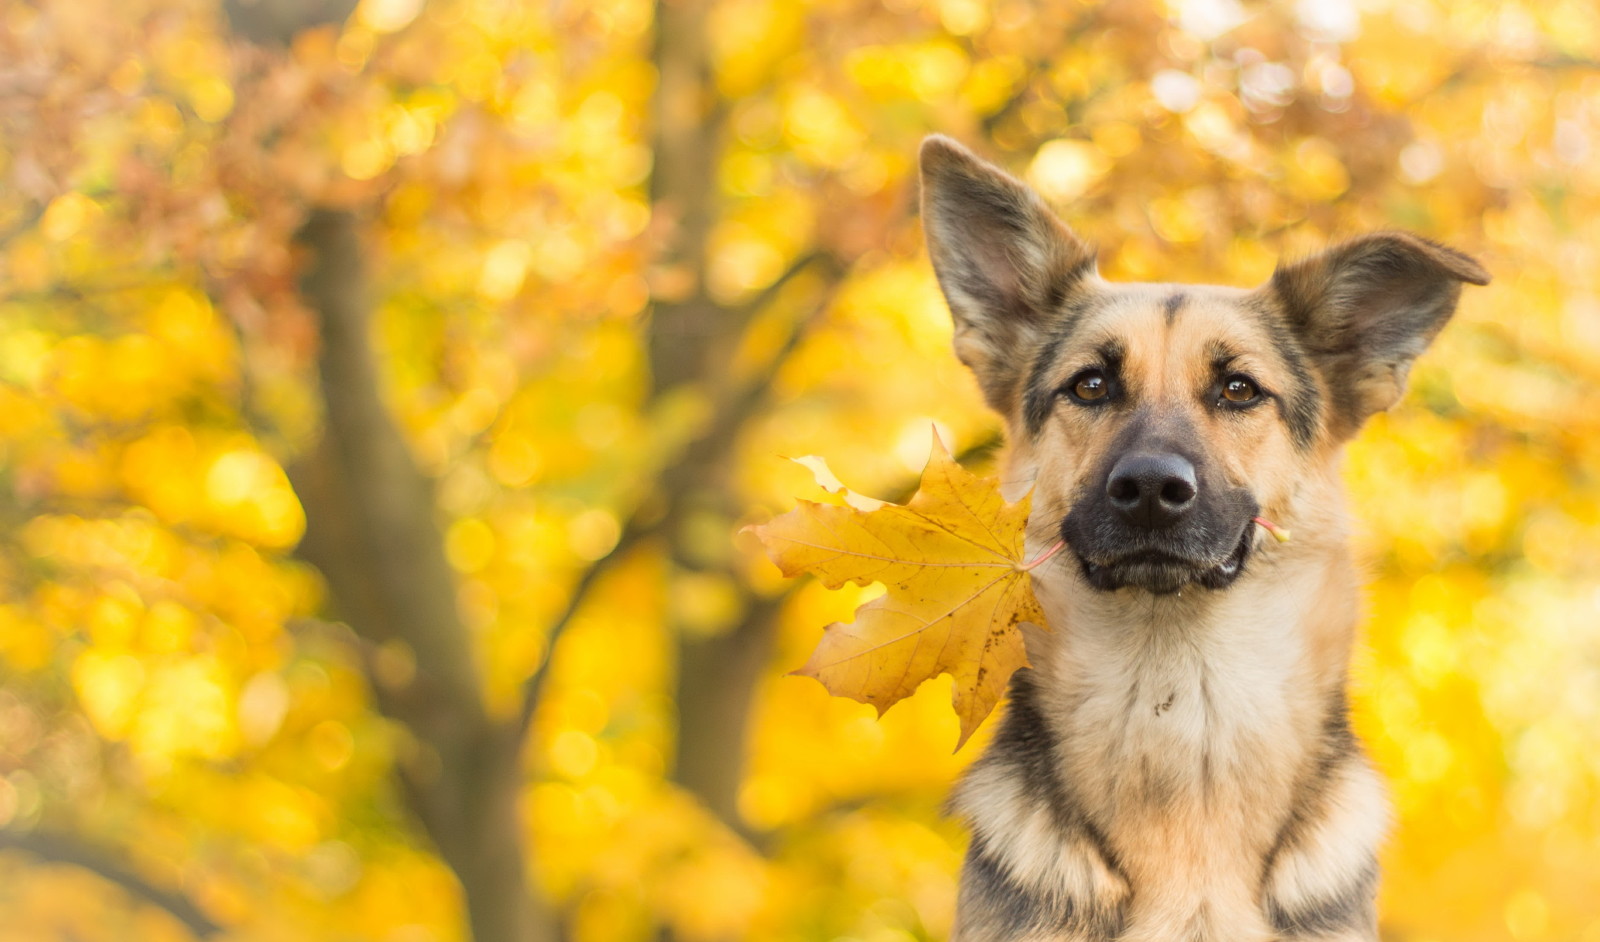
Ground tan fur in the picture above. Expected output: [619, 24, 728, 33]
[951, 282, 1383, 938]
[998, 472, 1360, 939]
[920, 136, 1487, 942]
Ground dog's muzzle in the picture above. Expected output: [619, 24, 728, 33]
[1062, 450, 1258, 594]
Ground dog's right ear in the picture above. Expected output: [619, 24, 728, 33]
[920, 136, 1095, 414]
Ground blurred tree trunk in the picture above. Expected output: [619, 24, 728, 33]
[239, 1, 810, 938]
[225, 6, 555, 942]
[290, 210, 553, 942]
[646, 0, 784, 832]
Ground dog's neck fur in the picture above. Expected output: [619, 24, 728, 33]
[956, 458, 1379, 941]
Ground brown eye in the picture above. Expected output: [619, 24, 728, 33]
[1072, 371, 1109, 402]
[1222, 376, 1260, 404]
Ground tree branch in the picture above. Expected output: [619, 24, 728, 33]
[513, 518, 656, 735]
[724, 250, 838, 330]
[0, 829, 222, 938]
[513, 271, 841, 741]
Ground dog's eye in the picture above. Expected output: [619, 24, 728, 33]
[1221, 376, 1260, 404]
[1070, 371, 1110, 403]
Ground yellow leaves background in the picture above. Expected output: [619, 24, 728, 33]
[0, 0, 1598, 941]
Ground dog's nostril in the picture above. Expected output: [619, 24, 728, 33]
[1108, 477, 1141, 505]
[1161, 478, 1196, 505]
[1105, 453, 1199, 528]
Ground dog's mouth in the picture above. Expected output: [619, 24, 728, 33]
[1074, 522, 1255, 595]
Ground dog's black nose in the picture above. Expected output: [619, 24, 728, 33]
[1106, 453, 1198, 529]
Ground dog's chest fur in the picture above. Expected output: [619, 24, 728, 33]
[952, 541, 1380, 942]
[1044, 578, 1312, 938]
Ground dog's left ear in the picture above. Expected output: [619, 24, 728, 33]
[920, 135, 1095, 415]
[1262, 232, 1489, 439]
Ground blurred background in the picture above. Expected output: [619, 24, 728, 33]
[1, 0, 1597, 939]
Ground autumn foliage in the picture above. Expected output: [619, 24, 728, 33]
[750, 438, 1049, 748]
[2, 0, 1600, 941]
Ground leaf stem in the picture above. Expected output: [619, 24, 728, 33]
[1020, 539, 1068, 571]
[1253, 515, 1292, 543]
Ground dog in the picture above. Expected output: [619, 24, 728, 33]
[918, 136, 1489, 942]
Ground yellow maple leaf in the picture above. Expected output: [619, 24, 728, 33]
[748, 434, 1057, 749]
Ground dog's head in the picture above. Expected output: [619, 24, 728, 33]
[920, 136, 1488, 595]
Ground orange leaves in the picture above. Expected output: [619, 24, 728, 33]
[748, 435, 1053, 748]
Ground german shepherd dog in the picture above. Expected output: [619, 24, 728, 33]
[918, 136, 1488, 942]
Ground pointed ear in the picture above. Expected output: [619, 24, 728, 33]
[920, 135, 1095, 415]
[1260, 231, 1490, 439]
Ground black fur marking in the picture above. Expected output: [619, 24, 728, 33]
[1264, 691, 1359, 868]
[954, 671, 1129, 941]
[1247, 295, 1324, 449]
[1267, 862, 1379, 938]
[1043, 254, 1098, 314]
[1163, 291, 1186, 324]
[1208, 342, 1240, 374]
[1021, 295, 1102, 435]
[957, 840, 1058, 940]
[1260, 691, 1377, 937]
[997, 671, 1126, 882]
[1092, 340, 1127, 375]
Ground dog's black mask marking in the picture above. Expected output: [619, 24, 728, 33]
[1060, 414, 1259, 595]
[1065, 516, 1257, 594]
